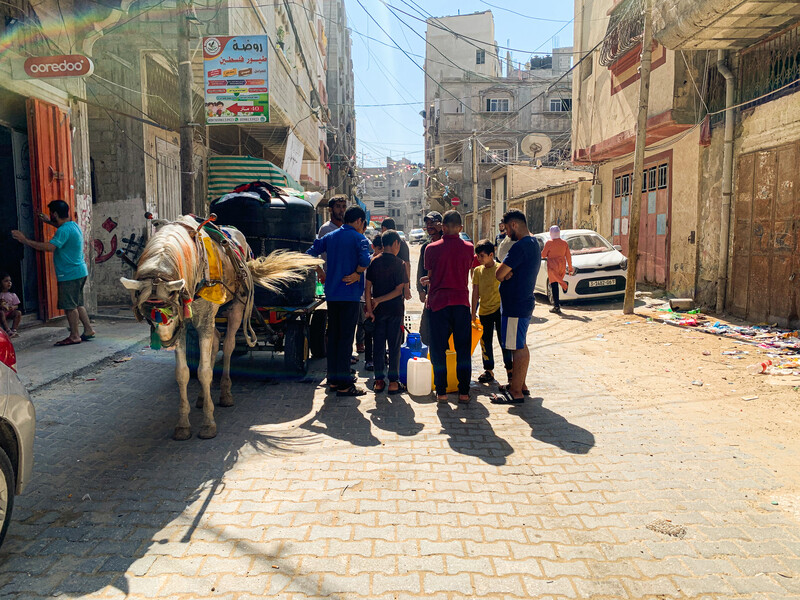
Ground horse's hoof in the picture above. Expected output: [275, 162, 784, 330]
[219, 394, 234, 408]
[198, 424, 217, 439]
[173, 427, 192, 441]
[196, 395, 204, 409]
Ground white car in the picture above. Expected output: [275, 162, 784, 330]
[398, 231, 407, 241]
[532, 229, 627, 303]
[0, 330, 36, 548]
[409, 228, 426, 244]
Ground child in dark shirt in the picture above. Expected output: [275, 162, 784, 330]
[365, 230, 408, 393]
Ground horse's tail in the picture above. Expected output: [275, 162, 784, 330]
[246, 250, 321, 292]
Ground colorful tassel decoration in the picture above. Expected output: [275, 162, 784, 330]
[150, 327, 162, 350]
[182, 298, 193, 318]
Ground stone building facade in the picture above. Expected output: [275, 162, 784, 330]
[422, 10, 573, 240]
[358, 158, 424, 233]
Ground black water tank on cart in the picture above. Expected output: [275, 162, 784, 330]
[211, 183, 317, 306]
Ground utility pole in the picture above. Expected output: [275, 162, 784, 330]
[178, 0, 195, 215]
[471, 130, 478, 241]
[622, 0, 653, 315]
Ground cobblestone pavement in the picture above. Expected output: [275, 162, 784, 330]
[2, 305, 800, 598]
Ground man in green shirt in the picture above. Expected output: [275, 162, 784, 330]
[12, 200, 94, 346]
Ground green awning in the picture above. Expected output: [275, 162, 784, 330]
[207, 155, 303, 203]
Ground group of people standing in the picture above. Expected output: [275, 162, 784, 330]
[309, 194, 552, 405]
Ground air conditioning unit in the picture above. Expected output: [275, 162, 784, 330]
[590, 183, 602, 205]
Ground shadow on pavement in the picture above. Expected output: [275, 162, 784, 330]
[301, 396, 381, 447]
[368, 395, 424, 436]
[436, 400, 513, 466]
[510, 396, 595, 454]
[0, 349, 322, 598]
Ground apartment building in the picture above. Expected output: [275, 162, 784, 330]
[573, 0, 800, 325]
[358, 158, 424, 232]
[422, 10, 573, 239]
[324, 0, 356, 201]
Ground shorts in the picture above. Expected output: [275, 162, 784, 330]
[501, 315, 530, 351]
[57, 277, 87, 310]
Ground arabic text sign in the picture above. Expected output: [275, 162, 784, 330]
[203, 36, 269, 124]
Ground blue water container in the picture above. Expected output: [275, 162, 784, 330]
[399, 333, 428, 385]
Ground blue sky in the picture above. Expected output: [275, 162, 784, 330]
[346, 1, 576, 167]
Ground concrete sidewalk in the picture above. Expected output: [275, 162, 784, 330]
[13, 309, 150, 393]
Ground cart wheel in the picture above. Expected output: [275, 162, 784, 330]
[309, 309, 327, 358]
[186, 323, 200, 378]
[284, 318, 309, 374]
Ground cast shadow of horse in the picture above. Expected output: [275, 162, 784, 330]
[510, 396, 595, 454]
[0, 350, 329, 598]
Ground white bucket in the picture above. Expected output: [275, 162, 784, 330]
[407, 356, 432, 396]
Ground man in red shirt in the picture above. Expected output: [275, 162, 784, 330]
[423, 210, 474, 403]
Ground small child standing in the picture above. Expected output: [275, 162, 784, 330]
[363, 234, 384, 371]
[471, 240, 512, 384]
[0, 273, 22, 338]
[365, 230, 408, 393]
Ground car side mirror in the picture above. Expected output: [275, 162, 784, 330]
[613, 244, 623, 252]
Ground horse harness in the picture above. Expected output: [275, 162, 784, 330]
[142, 217, 255, 349]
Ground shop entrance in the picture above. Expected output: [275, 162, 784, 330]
[0, 119, 37, 316]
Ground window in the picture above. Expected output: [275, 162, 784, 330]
[374, 200, 385, 208]
[621, 174, 630, 195]
[374, 180, 385, 188]
[486, 98, 510, 112]
[476, 49, 485, 64]
[391, 190, 395, 197]
[484, 188, 492, 200]
[408, 179, 420, 187]
[648, 166, 657, 191]
[658, 163, 668, 189]
[614, 176, 621, 198]
[549, 98, 572, 112]
[641, 170, 647, 193]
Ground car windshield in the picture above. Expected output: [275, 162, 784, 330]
[411, 229, 423, 235]
[564, 233, 614, 255]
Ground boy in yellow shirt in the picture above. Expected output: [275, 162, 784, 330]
[471, 240, 512, 384]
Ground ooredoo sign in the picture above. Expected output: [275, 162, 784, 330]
[16, 55, 94, 79]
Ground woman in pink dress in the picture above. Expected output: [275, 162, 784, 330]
[541, 226, 573, 314]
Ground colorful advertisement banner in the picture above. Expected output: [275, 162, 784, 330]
[203, 35, 269, 124]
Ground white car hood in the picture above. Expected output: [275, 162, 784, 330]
[571, 250, 624, 270]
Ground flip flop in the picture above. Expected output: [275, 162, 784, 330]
[388, 383, 406, 395]
[54, 338, 81, 347]
[80, 333, 95, 341]
[336, 385, 367, 397]
[373, 380, 386, 393]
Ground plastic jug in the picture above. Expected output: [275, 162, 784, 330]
[447, 319, 483, 355]
[407, 357, 433, 396]
[431, 350, 459, 393]
[399, 333, 429, 385]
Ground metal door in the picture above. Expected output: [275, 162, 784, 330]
[27, 98, 76, 321]
[156, 138, 180, 221]
[546, 191, 574, 230]
[731, 142, 800, 326]
[526, 197, 544, 234]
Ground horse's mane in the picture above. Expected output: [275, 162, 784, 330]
[136, 216, 200, 289]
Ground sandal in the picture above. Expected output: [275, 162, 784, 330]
[458, 394, 471, 404]
[477, 370, 494, 384]
[373, 380, 386, 393]
[498, 384, 530, 396]
[388, 383, 406, 395]
[80, 333, 95, 341]
[336, 385, 367, 397]
[54, 337, 81, 347]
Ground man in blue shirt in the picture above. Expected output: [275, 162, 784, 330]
[494, 209, 541, 404]
[12, 199, 94, 346]
[307, 205, 371, 396]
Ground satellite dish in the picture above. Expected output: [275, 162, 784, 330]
[520, 134, 552, 159]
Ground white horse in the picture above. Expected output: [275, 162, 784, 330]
[121, 216, 320, 440]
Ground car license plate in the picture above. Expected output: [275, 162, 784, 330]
[589, 278, 616, 288]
